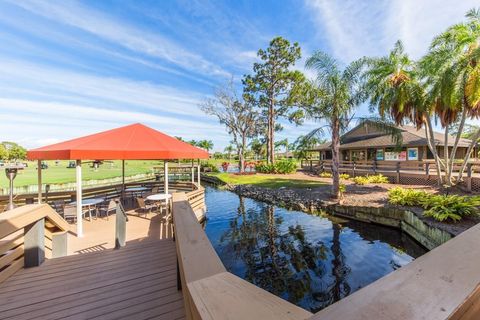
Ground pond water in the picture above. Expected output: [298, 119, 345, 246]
[203, 186, 427, 312]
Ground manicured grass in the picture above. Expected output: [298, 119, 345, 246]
[208, 172, 325, 189]
[0, 160, 163, 188]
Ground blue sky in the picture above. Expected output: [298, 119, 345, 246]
[0, 0, 478, 151]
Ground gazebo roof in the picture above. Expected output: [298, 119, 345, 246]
[27, 123, 209, 160]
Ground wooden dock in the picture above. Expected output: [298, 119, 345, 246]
[0, 211, 184, 320]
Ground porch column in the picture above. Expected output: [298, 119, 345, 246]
[197, 164, 201, 185]
[121, 160, 125, 198]
[76, 160, 83, 237]
[164, 161, 169, 194]
[191, 160, 195, 184]
[37, 160, 42, 204]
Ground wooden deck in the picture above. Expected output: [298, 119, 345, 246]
[0, 211, 184, 320]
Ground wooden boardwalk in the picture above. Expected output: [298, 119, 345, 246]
[0, 211, 184, 320]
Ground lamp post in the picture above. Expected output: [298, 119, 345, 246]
[5, 165, 24, 211]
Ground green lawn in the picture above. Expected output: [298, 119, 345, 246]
[0, 160, 163, 188]
[208, 172, 325, 189]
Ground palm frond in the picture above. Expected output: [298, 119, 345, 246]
[356, 117, 404, 147]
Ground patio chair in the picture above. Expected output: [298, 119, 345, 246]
[136, 197, 155, 217]
[52, 200, 65, 217]
[97, 199, 117, 220]
[63, 205, 77, 223]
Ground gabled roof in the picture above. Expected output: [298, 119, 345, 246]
[27, 123, 209, 160]
[312, 125, 474, 151]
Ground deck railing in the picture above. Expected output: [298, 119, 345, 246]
[172, 192, 313, 320]
[0, 204, 69, 284]
[173, 188, 480, 320]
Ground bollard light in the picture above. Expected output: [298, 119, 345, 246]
[5, 164, 24, 211]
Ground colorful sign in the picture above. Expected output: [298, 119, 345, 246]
[399, 151, 407, 161]
[408, 148, 418, 160]
[376, 149, 384, 160]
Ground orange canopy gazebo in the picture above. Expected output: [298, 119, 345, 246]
[28, 123, 208, 237]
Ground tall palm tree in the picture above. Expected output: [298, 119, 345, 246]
[362, 41, 445, 185]
[304, 52, 366, 199]
[420, 8, 480, 184]
[224, 145, 235, 160]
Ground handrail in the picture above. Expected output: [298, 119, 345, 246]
[172, 193, 312, 320]
[0, 204, 69, 284]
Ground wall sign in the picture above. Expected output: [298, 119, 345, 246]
[376, 149, 384, 161]
[408, 148, 418, 160]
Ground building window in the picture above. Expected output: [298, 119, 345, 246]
[351, 150, 366, 161]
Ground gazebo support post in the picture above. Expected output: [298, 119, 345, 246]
[191, 159, 195, 184]
[76, 160, 83, 237]
[197, 163, 201, 186]
[121, 160, 125, 198]
[37, 160, 42, 204]
[164, 161, 169, 195]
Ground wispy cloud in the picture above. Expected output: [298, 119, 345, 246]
[9, 0, 230, 78]
[305, 0, 479, 62]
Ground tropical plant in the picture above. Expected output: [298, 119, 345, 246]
[388, 187, 428, 206]
[339, 173, 350, 180]
[200, 79, 261, 172]
[243, 37, 307, 164]
[197, 140, 214, 152]
[221, 162, 230, 172]
[319, 172, 332, 178]
[255, 159, 297, 174]
[303, 52, 366, 198]
[224, 144, 235, 160]
[421, 195, 480, 222]
[291, 134, 324, 160]
[201, 161, 220, 173]
[249, 138, 265, 160]
[1, 141, 27, 161]
[353, 174, 389, 185]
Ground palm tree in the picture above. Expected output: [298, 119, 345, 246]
[224, 145, 235, 160]
[198, 140, 214, 153]
[362, 41, 445, 185]
[304, 52, 366, 199]
[420, 8, 480, 184]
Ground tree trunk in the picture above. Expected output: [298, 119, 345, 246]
[456, 128, 480, 183]
[331, 114, 340, 199]
[447, 108, 467, 185]
[425, 117, 444, 187]
[444, 126, 451, 186]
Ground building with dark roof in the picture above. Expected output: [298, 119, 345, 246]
[312, 123, 478, 162]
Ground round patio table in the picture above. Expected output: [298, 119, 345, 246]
[70, 198, 104, 221]
[146, 193, 172, 214]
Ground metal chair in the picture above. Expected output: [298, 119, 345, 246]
[97, 199, 117, 220]
[136, 197, 155, 217]
[52, 200, 65, 217]
[63, 205, 77, 223]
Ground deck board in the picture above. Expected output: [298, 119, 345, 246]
[0, 211, 184, 320]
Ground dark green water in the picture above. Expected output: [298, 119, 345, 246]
[203, 186, 426, 312]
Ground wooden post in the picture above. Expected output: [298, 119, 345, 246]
[164, 161, 169, 194]
[197, 164, 201, 186]
[467, 163, 473, 193]
[320, 161, 324, 173]
[24, 219, 45, 267]
[121, 160, 125, 199]
[51, 231, 68, 258]
[396, 162, 401, 184]
[352, 161, 356, 178]
[310, 160, 313, 171]
[115, 202, 127, 249]
[191, 159, 195, 184]
[76, 160, 83, 237]
[425, 162, 430, 177]
[373, 159, 377, 174]
[37, 159, 42, 204]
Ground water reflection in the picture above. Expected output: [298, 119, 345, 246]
[204, 186, 426, 312]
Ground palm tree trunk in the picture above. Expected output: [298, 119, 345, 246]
[331, 114, 340, 199]
[456, 128, 480, 183]
[447, 108, 467, 185]
[444, 126, 451, 186]
[425, 117, 444, 187]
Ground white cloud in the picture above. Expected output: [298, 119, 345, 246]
[306, 0, 479, 62]
[9, 0, 230, 78]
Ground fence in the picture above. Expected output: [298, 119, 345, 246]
[300, 159, 480, 192]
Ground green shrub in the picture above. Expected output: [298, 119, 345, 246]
[255, 159, 297, 174]
[353, 174, 389, 185]
[319, 172, 332, 178]
[201, 161, 219, 173]
[388, 187, 427, 206]
[388, 187, 480, 223]
[339, 173, 350, 180]
[421, 195, 480, 222]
